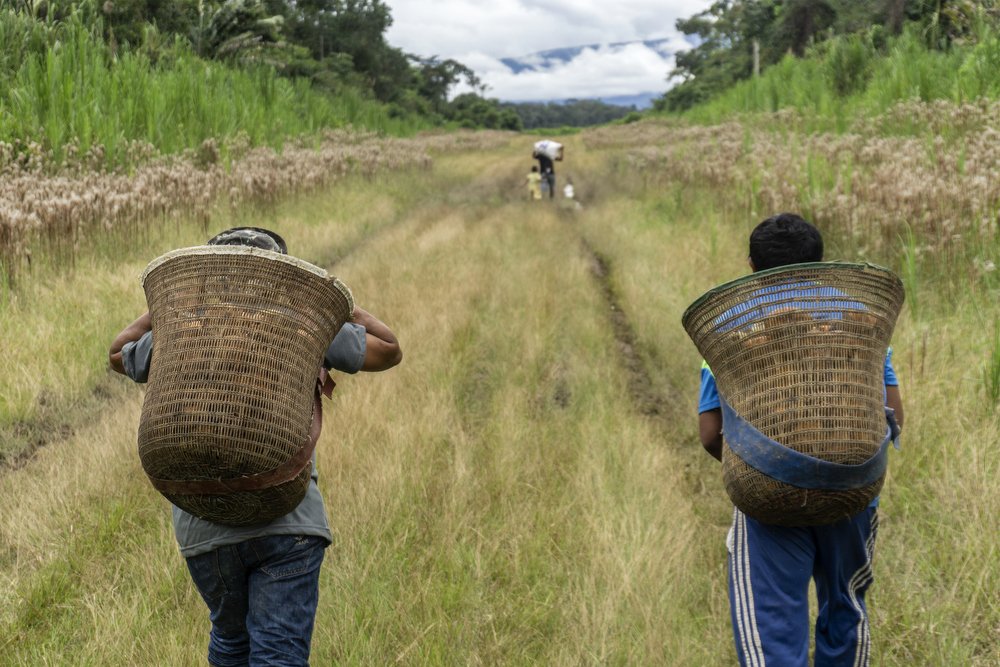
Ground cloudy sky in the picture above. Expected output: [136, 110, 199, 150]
[384, 0, 714, 102]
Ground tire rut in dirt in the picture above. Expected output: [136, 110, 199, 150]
[579, 236, 682, 422]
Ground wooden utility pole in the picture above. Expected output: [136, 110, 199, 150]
[753, 39, 760, 77]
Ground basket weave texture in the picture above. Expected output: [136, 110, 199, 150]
[682, 262, 904, 526]
[137, 246, 354, 526]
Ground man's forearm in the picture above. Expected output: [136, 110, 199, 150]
[352, 306, 402, 371]
[109, 312, 152, 374]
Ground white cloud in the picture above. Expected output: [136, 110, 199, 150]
[384, 0, 712, 101]
[455, 39, 690, 101]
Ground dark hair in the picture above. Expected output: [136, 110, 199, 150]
[206, 227, 287, 254]
[748, 213, 823, 271]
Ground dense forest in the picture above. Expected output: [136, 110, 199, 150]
[500, 99, 639, 130]
[659, 0, 1000, 112]
[0, 0, 522, 169]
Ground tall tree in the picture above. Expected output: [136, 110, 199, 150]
[662, 1, 778, 110]
[778, 0, 837, 55]
[659, 0, 891, 111]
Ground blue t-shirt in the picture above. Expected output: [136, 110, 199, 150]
[122, 322, 366, 557]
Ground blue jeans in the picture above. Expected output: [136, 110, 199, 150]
[186, 535, 328, 667]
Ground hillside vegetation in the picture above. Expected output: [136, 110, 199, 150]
[0, 1, 520, 176]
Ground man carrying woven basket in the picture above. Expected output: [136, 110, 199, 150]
[696, 214, 904, 666]
[109, 227, 402, 667]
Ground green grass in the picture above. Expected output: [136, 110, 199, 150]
[0, 132, 997, 665]
[676, 26, 1000, 135]
[0, 11, 425, 170]
[984, 319, 1000, 410]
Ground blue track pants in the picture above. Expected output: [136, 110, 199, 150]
[727, 506, 879, 666]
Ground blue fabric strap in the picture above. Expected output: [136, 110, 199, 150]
[720, 397, 900, 490]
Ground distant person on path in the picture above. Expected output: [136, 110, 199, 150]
[535, 151, 555, 199]
[524, 165, 542, 200]
[533, 140, 561, 200]
[109, 227, 402, 667]
[696, 213, 904, 666]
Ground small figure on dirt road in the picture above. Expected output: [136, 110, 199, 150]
[109, 226, 402, 667]
[694, 213, 905, 666]
[525, 165, 543, 200]
[532, 140, 562, 200]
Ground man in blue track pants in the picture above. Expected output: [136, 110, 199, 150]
[697, 213, 904, 666]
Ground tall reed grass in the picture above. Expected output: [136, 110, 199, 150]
[0, 129, 513, 291]
[0, 131, 513, 432]
[680, 26, 1000, 133]
[587, 107, 999, 316]
[0, 10, 425, 171]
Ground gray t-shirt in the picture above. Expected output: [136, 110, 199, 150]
[122, 322, 366, 557]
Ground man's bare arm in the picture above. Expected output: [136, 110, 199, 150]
[109, 312, 151, 375]
[699, 409, 723, 461]
[885, 385, 904, 433]
[352, 307, 402, 372]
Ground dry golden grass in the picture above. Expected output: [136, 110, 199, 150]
[0, 129, 513, 286]
[0, 119, 997, 665]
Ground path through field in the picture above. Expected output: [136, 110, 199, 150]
[2, 135, 997, 666]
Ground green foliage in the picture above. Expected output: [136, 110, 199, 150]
[411, 57, 479, 115]
[671, 22, 1000, 129]
[0, 0, 505, 157]
[658, 0, 982, 112]
[447, 93, 522, 131]
[660, 0, 771, 112]
[955, 22, 1000, 98]
[195, 0, 284, 64]
[263, 0, 415, 103]
[0, 12, 421, 167]
[823, 31, 877, 96]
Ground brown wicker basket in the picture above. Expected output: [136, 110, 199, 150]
[682, 262, 904, 526]
[137, 245, 354, 526]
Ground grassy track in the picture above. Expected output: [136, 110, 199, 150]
[0, 135, 997, 665]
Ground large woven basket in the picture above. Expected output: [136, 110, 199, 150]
[137, 245, 354, 526]
[682, 262, 904, 526]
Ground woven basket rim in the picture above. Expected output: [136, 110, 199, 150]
[140, 245, 355, 314]
[681, 261, 897, 326]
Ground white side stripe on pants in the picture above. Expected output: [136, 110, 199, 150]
[849, 510, 879, 667]
[731, 509, 766, 666]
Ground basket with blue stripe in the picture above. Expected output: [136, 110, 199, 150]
[682, 262, 905, 526]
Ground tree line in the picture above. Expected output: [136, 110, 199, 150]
[0, 0, 523, 130]
[658, 0, 1000, 112]
[500, 99, 639, 130]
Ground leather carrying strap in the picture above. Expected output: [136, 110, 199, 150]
[147, 373, 328, 496]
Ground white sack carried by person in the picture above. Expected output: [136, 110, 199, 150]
[533, 140, 563, 161]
